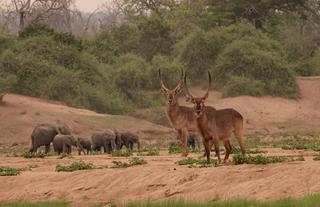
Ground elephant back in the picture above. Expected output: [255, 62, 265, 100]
[78, 137, 92, 148]
[53, 134, 75, 146]
[31, 124, 58, 146]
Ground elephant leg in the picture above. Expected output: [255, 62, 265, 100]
[103, 143, 108, 153]
[45, 144, 50, 154]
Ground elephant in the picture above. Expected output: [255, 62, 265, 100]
[29, 123, 71, 153]
[91, 130, 116, 154]
[173, 133, 200, 150]
[115, 131, 140, 150]
[52, 134, 77, 155]
[76, 137, 92, 155]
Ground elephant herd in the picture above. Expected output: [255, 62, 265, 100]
[29, 123, 140, 155]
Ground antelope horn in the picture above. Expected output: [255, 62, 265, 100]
[184, 72, 194, 100]
[173, 69, 184, 91]
[158, 69, 169, 92]
[202, 71, 211, 99]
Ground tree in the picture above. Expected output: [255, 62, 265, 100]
[207, 0, 312, 28]
[6, 0, 73, 32]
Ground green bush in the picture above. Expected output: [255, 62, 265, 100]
[112, 150, 133, 157]
[233, 154, 287, 165]
[176, 157, 218, 167]
[214, 38, 298, 98]
[176, 29, 219, 78]
[308, 49, 320, 75]
[150, 55, 183, 90]
[222, 76, 265, 97]
[129, 157, 148, 165]
[56, 162, 95, 172]
[21, 152, 46, 159]
[19, 24, 54, 38]
[168, 144, 182, 154]
[137, 146, 160, 156]
[313, 156, 320, 161]
[0, 167, 23, 176]
[111, 157, 147, 168]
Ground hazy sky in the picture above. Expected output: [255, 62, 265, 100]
[75, 0, 109, 12]
[1, 0, 109, 13]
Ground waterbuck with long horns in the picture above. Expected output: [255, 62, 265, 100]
[184, 72, 245, 162]
[159, 69, 198, 157]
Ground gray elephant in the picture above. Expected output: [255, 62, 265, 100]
[173, 133, 200, 150]
[53, 134, 77, 155]
[115, 131, 140, 150]
[29, 123, 71, 153]
[91, 130, 116, 154]
[76, 137, 92, 155]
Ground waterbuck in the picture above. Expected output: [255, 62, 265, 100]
[184, 72, 245, 162]
[159, 69, 198, 157]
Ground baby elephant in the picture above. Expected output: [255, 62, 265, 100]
[174, 133, 200, 150]
[76, 137, 92, 155]
[53, 134, 76, 155]
[115, 131, 140, 150]
[91, 130, 116, 154]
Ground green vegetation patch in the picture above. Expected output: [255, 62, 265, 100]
[0, 167, 23, 176]
[313, 155, 320, 161]
[168, 144, 182, 154]
[123, 194, 320, 207]
[112, 150, 133, 157]
[56, 162, 95, 172]
[137, 146, 160, 156]
[176, 157, 219, 168]
[111, 157, 147, 168]
[21, 152, 46, 158]
[232, 154, 305, 165]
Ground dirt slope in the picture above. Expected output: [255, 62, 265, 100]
[1, 76, 320, 150]
[181, 76, 320, 134]
[0, 94, 174, 152]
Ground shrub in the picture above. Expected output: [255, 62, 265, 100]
[214, 38, 298, 98]
[168, 144, 182, 154]
[177, 22, 288, 79]
[176, 29, 219, 79]
[111, 160, 131, 168]
[176, 157, 218, 167]
[233, 154, 287, 165]
[313, 156, 320, 161]
[137, 146, 160, 156]
[56, 162, 95, 172]
[149, 55, 183, 90]
[307, 48, 320, 75]
[112, 150, 133, 157]
[19, 24, 54, 38]
[111, 157, 147, 168]
[0, 167, 23, 176]
[129, 157, 148, 165]
[22, 152, 46, 159]
[222, 76, 265, 97]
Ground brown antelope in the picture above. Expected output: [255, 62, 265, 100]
[184, 72, 245, 162]
[159, 69, 198, 157]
